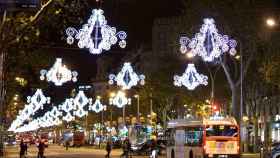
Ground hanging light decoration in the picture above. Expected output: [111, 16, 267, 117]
[60, 99, 75, 113]
[40, 58, 78, 86]
[66, 9, 127, 54]
[27, 89, 51, 112]
[174, 64, 208, 90]
[109, 62, 145, 90]
[50, 106, 62, 118]
[89, 97, 104, 113]
[109, 91, 131, 108]
[63, 112, 75, 122]
[179, 18, 237, 62]
[73, 91, 91, 118]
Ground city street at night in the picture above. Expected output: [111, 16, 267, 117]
[1, 0, 280, 158]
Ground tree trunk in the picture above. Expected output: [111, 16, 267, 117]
[253, 117, 259, 153]
[231, 86, 240, 121]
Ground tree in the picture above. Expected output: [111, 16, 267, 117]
[168, 0, 272, 120]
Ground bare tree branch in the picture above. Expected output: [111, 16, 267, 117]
[30, 0, 54, 23]
[0, 10, 7, 36]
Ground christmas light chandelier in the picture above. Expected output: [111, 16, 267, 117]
[109, 62, 145, 90]
[179, 18, 237, 62]
[89, 97, 104, 113]
[40, 58, 78, 86]
[66, 9, 127, 54]
[73, 90, 91, 118]
[60, 99, 75, 113]
[174, 64, 208, 90]
[63, 112, 75, 122]
[27, 89, 51, 112]
[109, 91, 131, 108]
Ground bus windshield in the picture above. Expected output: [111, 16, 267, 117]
[185, 127, 203, 146]
[206, 125, 238, 137]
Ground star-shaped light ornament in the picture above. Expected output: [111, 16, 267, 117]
[27, 89, 51, 111]
[66, 9, 127, 54]
[40, 58, 78, 86]
[110, 91, 131, 108]
[109, 62, 145, 90]
[89, 97, 104, 113]
[174, 64, 208, 90]
[179, 18, 237, 62]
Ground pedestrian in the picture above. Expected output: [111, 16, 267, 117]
[126, 139, 132, 158]
[105, 140, 112, 158]
[65, 140, 70, 151]
[121, 139, 128, 158]
[19, 139, 26, 158]
[23, 141, 28, 157]
[37, 140, 46, 158]
[149, 139, 157, 158]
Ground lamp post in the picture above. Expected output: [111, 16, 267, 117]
[109, 92, 116, 127]
[134, 94, 140, 123]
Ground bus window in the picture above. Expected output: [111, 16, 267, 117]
[166, 129, 175, 146]
[185, 127, 203, 146]
[206, 125, 238, 137]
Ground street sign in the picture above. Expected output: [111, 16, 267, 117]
[0, 0, 41, 12]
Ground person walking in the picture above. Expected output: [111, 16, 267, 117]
[37, 140, 45, 158]
[105, 140, 112, 158]
[19, 140, 26, 158]
[65, 140, 70, 151]
[149, 139, 157, 158]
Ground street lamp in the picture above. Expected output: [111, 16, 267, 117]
[134, 94, 140, 123]
[186, 52, 194, 59]
[266, 18, 276, 27]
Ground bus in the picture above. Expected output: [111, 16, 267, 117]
[166, 116, 240, 158]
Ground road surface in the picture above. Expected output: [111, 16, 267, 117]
[5, 144, 162, 158]
[5, 144, 260, 158]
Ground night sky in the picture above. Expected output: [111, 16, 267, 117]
[34, 0, 280, 104]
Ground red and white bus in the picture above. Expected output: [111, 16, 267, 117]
[166, 116, 240, 158]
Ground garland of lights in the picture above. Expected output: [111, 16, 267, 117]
[109, 91, 131, 108]
[8, 89, 51, 132]
[40, 58, 78, 86]
[179, 18, 237, 62]
[174, 64, 208, 90]
[66, 9, 127, 54]
[109, 62, 145, 90]
[89, 97, 104, 113]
